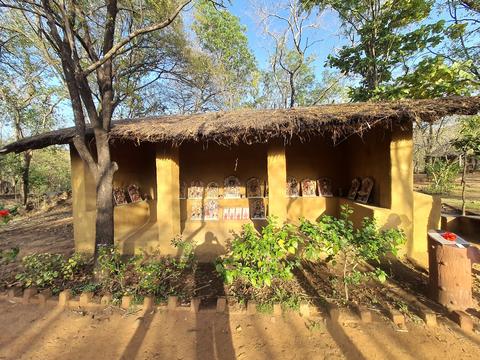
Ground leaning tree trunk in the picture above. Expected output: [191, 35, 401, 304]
[461, 152, 468, 216]
[22, 150, 32, 207]
[93, 128, 118, 261]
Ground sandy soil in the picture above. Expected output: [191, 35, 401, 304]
[0, 300, 479, 360]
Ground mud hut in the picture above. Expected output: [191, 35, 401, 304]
[2, 96, 480, 265]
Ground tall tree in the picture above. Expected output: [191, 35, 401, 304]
[452, 116, 480, 215]
[0, 0, 194, 259]
[192, 0, 257, 109]
[0, 34, 62, 206]
[303, 0, 445, 101]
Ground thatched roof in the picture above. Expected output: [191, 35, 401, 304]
[2, 96, 480, 154]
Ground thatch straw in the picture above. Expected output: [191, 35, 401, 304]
[1, 96, 479, 154]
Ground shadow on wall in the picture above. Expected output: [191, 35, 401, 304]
[194, 231, 226, 263]
[442, 215, 480, 244]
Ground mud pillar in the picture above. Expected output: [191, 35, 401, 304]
[156, 145, 180, 253]
[390, 125, 414, 259]
[267, 142, 287, 222]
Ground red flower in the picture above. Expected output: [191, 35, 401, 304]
[442, 232, 457, 241]
[0, 209, 10, 217]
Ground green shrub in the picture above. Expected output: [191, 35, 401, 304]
[16, 253, 65, 289]
[216, 217, 300, 287]
[299, 205, 406, 301]
[425, 159, 460, 194]
[0, 247, 19, 265]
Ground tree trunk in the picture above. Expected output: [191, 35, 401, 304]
[92, 128, 118, 261]
[22, 150, 32, 207]
[461, 152, 468, 216]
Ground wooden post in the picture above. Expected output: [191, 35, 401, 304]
[428, 236, 473, 310]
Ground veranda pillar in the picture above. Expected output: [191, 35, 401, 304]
[267, 142, 287, 222]
[156, 146, 181, 251]
[390, 125, 414, 258]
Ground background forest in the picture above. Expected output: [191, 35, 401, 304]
[0, 0, 479, 213]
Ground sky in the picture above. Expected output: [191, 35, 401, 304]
[224, 1, 346, 76]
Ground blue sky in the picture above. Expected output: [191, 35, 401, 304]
[224, 1, 346, 75]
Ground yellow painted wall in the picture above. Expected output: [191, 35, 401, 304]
[69, 124, 440, 266]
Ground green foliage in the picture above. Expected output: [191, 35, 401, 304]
[0, 247, 19, 265]
[425, 159, 460, 194]
[452, 116, 480, 157]
[299, 205, 406, 300]
[16, 253, 65, 289]
[303, 0, 445, 101]
[15, 252, 91, 291]
[216, 218, 301, 288]
[192, 0, 258, 108]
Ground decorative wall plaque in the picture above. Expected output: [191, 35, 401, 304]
[286, 177, 300, 197]
[113, 188, 127, 206]
[356, 177, 374, 204]
[347, 178, 361, 200]
[250, 198, 266, 219]
[224, 176, 241, 198]
[203, 200, 219, 220]
[191, 201, 203, 220]
[206, 182, 219, 199]
[188, 180, 204, 199]
[301, 179, 317, 197]
[317, 178, 333, 197]
[127, 184, 142, 203]
[246, 177, 262, 198]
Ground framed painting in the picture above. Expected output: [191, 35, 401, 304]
[127, 184, 142, 203]
[113, 188, 127, 206]
[191, 201, 203, 220]
[317, 177, 333, 197]
[347, 178, 361, 200]
[203, 200, 219, 220]
[246, 177, 262, 198]
[356, 177, 374, 204]
[206, 182, 219, 199]
[188, 180, 204, 199]
[286, 177, 300, 197]
[224, 176, 241, 199]
[301, 179, 317, 197]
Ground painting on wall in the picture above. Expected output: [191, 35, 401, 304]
[317, 178, 333, 197]
[250, 198, 266, 219]
[128, 184, 142, 203]
[347, 178, 361, 200]
[242, 207, 250, 220]
[286, 177, 300, 197]
[246, 177, 262, 198]
[191, 201, 203, 220]
[224, 176, 241, 198]
[179, 182, 187, 199]
[113, 188, 127, 206]
[301, 179, 317, 197]
[206, 182, 219, 199]
[188, 180, 204, 199]
[203, 200, 219, 220]
[356, 177, 374, 204]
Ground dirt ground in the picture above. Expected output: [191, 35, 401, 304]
[1, 201, 480, 359]
[0, 300, 479, 360]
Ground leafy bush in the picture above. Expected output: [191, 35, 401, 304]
[216, 217, 300, 287]
[425, 159, 460, 194]
[95, 238, 196, 299]
[0, 247, 19, 265]
[299, 205, 406, 301]
[16, 253, 66, 289]
[15, 252, 91, 292]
